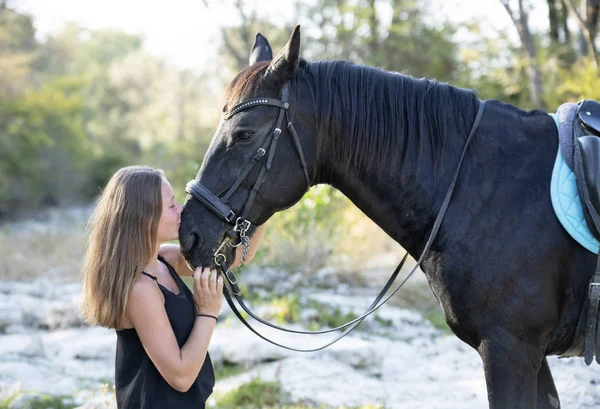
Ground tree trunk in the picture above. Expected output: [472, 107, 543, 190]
[564, 0, 598, 69]
[367, 0, 379, 64]
[560, 0, 572, 43]
[500, 0, 544, 108]
[549, 0, 560, 43]
[586, 0, 600, 41]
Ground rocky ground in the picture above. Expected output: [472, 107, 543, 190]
[1, 267, 600, 409]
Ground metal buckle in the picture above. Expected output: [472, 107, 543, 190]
[590, 282, 600, 298]
[214, 253, 226, 265]
[234, 218, 251, 233]
[230, 238, 243, 248]
[254, 148, 266, 159]
[225, 269, 238, 286]
[226, 210, 236, 223]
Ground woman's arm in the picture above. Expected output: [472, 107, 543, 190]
[127, 269, 222, 392]
[159, 243, 194, 276]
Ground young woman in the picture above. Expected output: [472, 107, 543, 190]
[80, 165, 265, 408]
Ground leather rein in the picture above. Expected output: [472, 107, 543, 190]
[185, 84, 486, 352]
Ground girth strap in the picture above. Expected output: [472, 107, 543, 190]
[585, 268, 600, 364]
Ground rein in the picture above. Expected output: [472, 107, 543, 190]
[185, 84, 486, 352]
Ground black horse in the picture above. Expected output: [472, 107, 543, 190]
[179, 26, 595, 409]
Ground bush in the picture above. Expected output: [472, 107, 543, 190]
[215, 377, 286, 409]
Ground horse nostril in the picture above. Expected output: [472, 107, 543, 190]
[183, 232, 199, 254]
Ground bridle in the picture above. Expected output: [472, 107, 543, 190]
[185, 82, 486, 352]
[185, 82, 309, 271]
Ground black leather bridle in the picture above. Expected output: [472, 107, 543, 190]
[186, 83, 310, 230]
[185, 82, 486, 352]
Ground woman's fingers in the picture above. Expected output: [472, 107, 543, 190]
[200, 267, 209, 289]
[216, 272, 224, 292]
[208, 268, 217, 291]
[193, 267, 202, 287]
[195, 267, 222, 293]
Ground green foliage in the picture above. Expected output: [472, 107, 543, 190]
[4, 0, 600, 223]
[547, 59, 600, 107]
[267, 294, 302, 323]
[0, 392, 18, 409]
[27, 395, 76, 409]
[0, 76, 90, 216]
[214, 376, 386, 409]
[298, 0, 462, 82]
[306, 302, 358, 331]
[257, 295, 361, 330]
[213, 361, 246, 379]
[424, 310, 452, 334]
[0, 393, 75, 409]
[255, 185, 350, 272]
[0, 6, 36, 52]
[215, 377, 286, 409]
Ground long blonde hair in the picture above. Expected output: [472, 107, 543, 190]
[81, 166, 164, 329]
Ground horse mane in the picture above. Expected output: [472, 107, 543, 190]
[221, 58, 480, 177]
[294, 60, 480, 176]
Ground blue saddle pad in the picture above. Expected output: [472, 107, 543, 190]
[549, 112, 599, 254]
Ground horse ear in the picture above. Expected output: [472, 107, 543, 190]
[249, 33, 273, 65]
[264, 25, 300, 88]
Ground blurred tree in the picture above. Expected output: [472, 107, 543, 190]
[202, 0, 295, 76]
[0, 5, 36, 96]
[499, 0, 543, 107]
[563, 0, 599, 69]
[293, 0, 462, 82]
[548, 0, 573, 45]
[0, 77, 89, 216]
[210, 0, 464, 83]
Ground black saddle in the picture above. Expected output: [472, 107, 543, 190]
[575, 99, 600, 239]
[571, 99, 600, 365]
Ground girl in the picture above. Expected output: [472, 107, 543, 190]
[80, 165, 265, 408]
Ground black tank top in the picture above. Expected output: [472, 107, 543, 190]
[115, 255, 214, 409]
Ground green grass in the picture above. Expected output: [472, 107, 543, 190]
[28, 395, 76, 409]
[213, 361, 246, 379]
[0, 393, 19, 409]
[212, 377, 386, 409]
[0, 393, 76, 409]
[424, 310, 452, 334]
[215, 377, 286, 409]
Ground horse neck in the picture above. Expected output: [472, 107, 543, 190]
[319, 141, 464, 257]
[304, 67, 475, 256]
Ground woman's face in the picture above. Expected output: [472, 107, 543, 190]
[156, 179, 183, 243]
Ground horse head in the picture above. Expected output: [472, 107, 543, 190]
[180, 26, 315, 268]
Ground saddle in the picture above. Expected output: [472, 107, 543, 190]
[551, 100, 600, 365]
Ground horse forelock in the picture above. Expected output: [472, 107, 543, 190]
[221, 62, 270, 112]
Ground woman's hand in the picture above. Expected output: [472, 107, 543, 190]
[193, 267, 223, 317]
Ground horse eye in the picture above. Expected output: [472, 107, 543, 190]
[235, 131, 254, 141]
